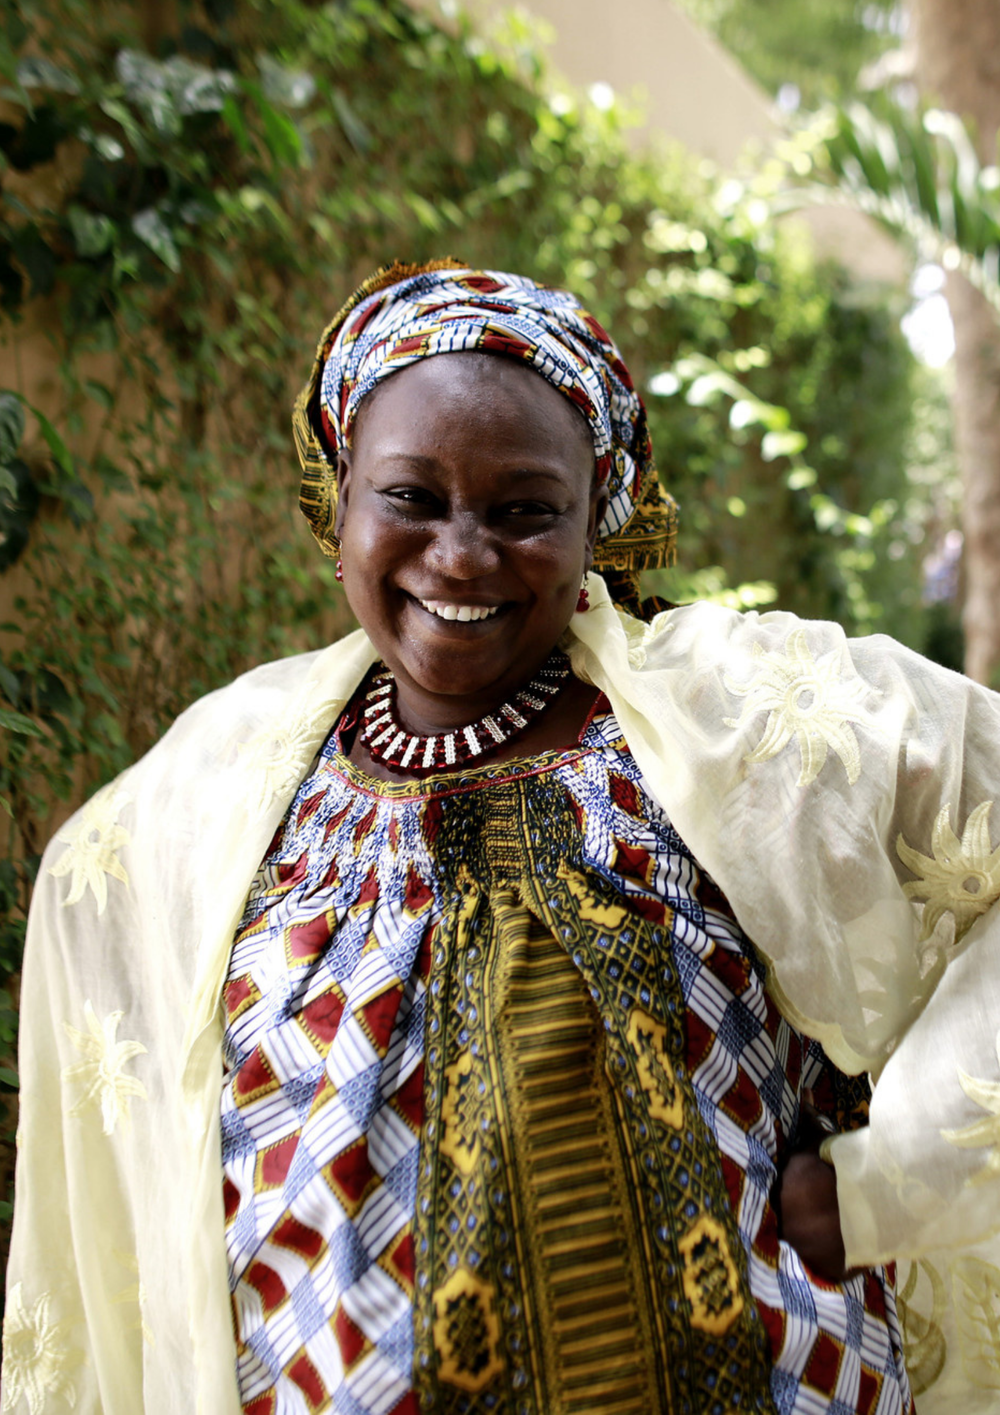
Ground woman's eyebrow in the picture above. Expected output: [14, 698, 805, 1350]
[371, 453, 570, 485]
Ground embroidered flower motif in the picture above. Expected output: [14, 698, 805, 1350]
[48, 782, 130, 913]
[238, 700, 342, 817]
[2, 1283, 82, 1414]
[898, 801, 1000, 943]
[622, 608, 673, 670]
[723, 630, 873, 786]
[942, 1029, 1000, 1186]
[111, 1248, 155, 1346]
[952, 1255, 1000, 1388]
[63, 1001, 147, 1136]
[896, 1259, 947, 1397]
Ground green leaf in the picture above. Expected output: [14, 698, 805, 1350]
[16, 55, 79, 95]
[29, 405, 73, 476]
[258, 101, 303, 167]
[0, 1065, 19, 1089]
[761, 429, 808, 461]
[258, 54, 315, 109]
[68, 205, 116, 259]
[331, 89, 371, 155]
[84, 380, 114, 411]
[0, 392, 25, 464]
[221, 93, 250, 153]
[0, 707, 42, 738]
[132, 209, 181, 273]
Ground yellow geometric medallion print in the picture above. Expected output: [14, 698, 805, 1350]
[440, 1051, 487, 1176]
[627, 1007, 684, 1128]
[679, 1214, 744, 1335]
[432, 1268, 503, 1393]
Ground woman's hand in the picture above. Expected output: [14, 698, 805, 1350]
[775, 1099, 859, 1284]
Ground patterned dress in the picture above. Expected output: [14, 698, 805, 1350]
[221, 696, 915, 1415]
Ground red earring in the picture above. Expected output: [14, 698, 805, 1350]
[576, 577, 590, 613]
[335, 559, 344, 582]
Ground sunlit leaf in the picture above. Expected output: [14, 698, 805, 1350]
[762, 429, 808, 461]
[16, 56, 79, 94]
[132, 208, 181, 273]
[331, 89, 370, 155]
[258, 54, 315, 109]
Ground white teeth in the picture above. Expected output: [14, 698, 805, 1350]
[418, 599, 500, 623]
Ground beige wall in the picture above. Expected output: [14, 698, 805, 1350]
[415, 0, 906, 285]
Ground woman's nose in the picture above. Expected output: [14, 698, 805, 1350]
[428, 514, 500, 578]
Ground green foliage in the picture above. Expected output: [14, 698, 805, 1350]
[0, 0, 928, 1264]
[773, 100, 1000, 311]
[674, 0, 901, 107]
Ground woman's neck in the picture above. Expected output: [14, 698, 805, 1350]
[346, 672, 602, 783]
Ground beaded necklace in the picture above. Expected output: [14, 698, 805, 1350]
[359, 651, 571, 775]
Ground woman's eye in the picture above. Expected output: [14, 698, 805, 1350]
[384, 487, 437, 510]
[504, 501, 558, 519]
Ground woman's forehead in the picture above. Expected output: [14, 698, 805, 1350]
[351, 351, 594, 456]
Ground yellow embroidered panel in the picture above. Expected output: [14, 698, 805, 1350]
[411, 769, 774, 1415]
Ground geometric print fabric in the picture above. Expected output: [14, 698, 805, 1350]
[221, 704, 915, 1415]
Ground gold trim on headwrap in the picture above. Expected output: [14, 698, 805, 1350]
[292, 260, 678, 592]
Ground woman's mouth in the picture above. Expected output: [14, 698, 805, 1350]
[415, 598, 502, 623]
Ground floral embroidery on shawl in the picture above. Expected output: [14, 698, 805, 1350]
[237, 698, 345, 818]
[897, 801, 1000, 943]
[723, 628, 874, 786]
[952, 1256, 1000, 1388]
[62, 1000, 147, 1136]
[1, 1283, 83, 1414]
[941, 1029, 1000, 1185]
[48, 781, 130, 913]
[111, 1248, 155, 1346]
[896, 1259, 948, 1397]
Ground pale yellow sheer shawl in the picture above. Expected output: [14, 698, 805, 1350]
[5, 574, 1000, 1412]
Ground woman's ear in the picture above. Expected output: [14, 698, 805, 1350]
[333, 450, 351, 538]
[585, 481, 610, 566]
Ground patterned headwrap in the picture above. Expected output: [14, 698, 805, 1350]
[293, 260, 677, 605]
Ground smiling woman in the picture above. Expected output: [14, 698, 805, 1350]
[7, 262, 1000, 1415]
[334, 353, 604, 745]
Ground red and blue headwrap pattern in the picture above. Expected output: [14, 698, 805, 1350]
[293, 260, 677, 578]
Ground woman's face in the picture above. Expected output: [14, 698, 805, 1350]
[335, 352, 607, 734]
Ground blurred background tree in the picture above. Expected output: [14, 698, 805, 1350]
[677, 0, 902, 108]
[678, 0, 1000, 688]
[910, 0, 1000, 686]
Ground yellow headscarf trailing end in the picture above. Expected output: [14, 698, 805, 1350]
[293, 260, 678, 610]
